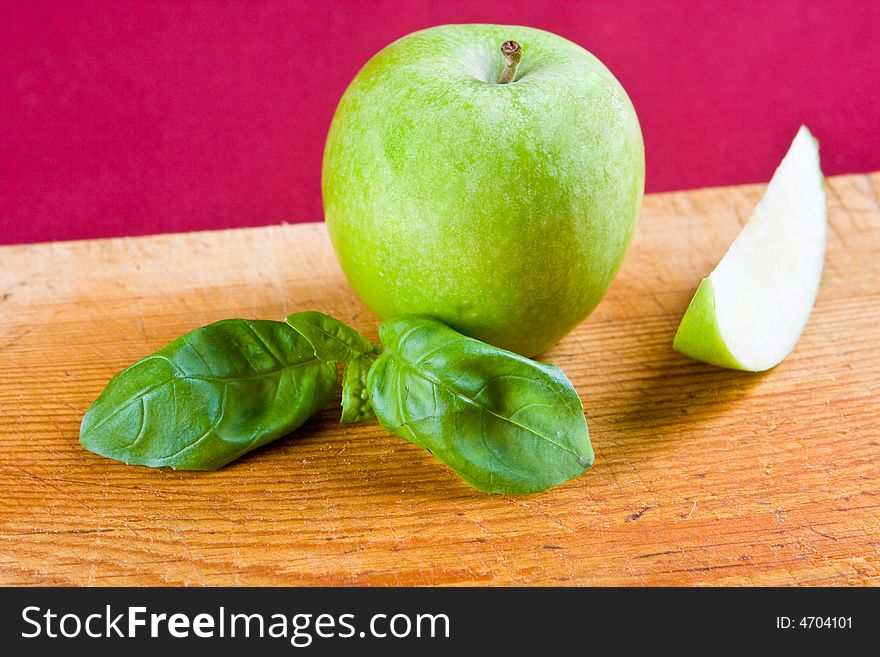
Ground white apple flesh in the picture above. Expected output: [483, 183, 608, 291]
[673, 125, 827, 371]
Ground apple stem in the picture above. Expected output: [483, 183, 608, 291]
[498, 40, 521, 84]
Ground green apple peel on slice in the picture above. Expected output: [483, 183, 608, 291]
[673, 126, 827, 371]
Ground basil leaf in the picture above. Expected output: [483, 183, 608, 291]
[285, 311, 372, 363]
[340, 353, 376, 424]
[368, 316, 593, 494]
[80, 319, 337, 470]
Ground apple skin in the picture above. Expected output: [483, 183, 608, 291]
[672, 278, 743, 370]
[323, 24, 644, 356]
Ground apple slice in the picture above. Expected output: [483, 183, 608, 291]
[673, 126, 827, 371]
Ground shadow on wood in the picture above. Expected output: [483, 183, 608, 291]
[598, 332, 770, 465]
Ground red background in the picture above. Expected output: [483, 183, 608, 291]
[2, 0, 878, 245]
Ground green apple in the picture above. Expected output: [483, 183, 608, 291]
[323, 24, 644, 356]
[673, 126, 827, 371]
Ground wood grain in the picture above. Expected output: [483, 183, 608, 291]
[1, 173, 878, 586]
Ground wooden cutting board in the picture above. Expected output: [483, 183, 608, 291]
[1, 173, 878, 586]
